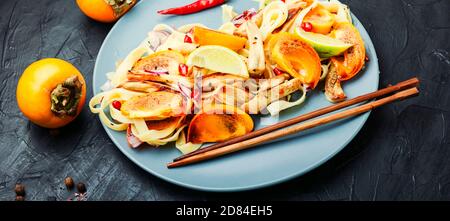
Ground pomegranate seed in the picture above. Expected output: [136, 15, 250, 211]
[184, 35, 193, 43]
[301, 22, 313, 32]
[365, 55, 370, 62]
[112, 100, 121, 110]
[273, 68, 284, 75]
[178, 63, 188, 76]
[234, 23, 242, 28]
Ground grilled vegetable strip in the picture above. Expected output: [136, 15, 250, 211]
[128, 70, 193, 88]
[158, 0, 226, 15]
[243, 78, 302, 113]
[215, 86, 252, 107]
[201, 73, 246, 91]
[324, 64, 346, 102]
[245, 21, 266, 76]
[119, 81, 172, 93]
[257, 74, 289, 92]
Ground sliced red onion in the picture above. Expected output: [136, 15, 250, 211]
[147, 30, 171, 51]
[304, 84, 312, 92]
[127, 125, 143, 148]
[193, 88, 202, 100]
[144, 69, 169, 75]
[178, 83, 192, 98]
[232, 8, 257, 27]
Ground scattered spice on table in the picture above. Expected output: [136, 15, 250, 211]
[64, 177, 74, 190]
[77, 182, 87, 194]
[15, 183, 25, 196]
[158, 0, 226, 15]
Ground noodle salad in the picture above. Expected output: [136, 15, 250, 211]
[89, 0, 366, 154]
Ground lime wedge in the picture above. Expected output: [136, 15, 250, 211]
[187, 45, 249, 78]
[295, 28, 352, 58]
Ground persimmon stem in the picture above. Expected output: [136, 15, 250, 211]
[104, 0, 134, 17]
[50, 76, 83, 117]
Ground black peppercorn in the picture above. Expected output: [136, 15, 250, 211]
[15, 184, 25, 196]
[77, 182, 87, 193]
[15, 195, 25, 201]
[64, 177, 74, 190]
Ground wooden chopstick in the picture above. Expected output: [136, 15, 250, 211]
[173, 77, 419, 162]
[168, 87, 419, 168]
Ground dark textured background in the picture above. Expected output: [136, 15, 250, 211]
[0, 0, 449, 201]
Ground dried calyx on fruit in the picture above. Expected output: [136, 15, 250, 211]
[50, 76, 83, 117]
[105, 0, 135, 17]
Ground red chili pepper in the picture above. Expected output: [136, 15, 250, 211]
[158, 0, 226, 15]
[184, 35, 193, 43]
[273, 67, 284, 76]
[301, 22, 313, 32]
[231, 8, 257, 27]
[112, 100, 121, 110]
[178, 63, 189, 76]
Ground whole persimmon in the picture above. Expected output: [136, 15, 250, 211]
[16, 58, 86, 128]
[76, 0, 136, 23]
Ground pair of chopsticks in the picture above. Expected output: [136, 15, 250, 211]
[168, 77, 420, 168]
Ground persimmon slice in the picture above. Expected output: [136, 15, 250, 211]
[192, 26, 247, 51]
[330, 22, 365, 81]
[187, 104, 253, 144]
[270, 33, 322, 89]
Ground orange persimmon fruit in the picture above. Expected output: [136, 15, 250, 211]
[16, 58, 86, 128]
[329, 22, 366, 81]
[76, 0, 136, 23]
[270, 33, 322, 89]
[187, 104, 253, 144]
[192, 26, 247, 51]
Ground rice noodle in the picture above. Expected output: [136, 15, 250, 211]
[89, 88, 144, 131]
[267, 85, 307, 116]
[321, 61, 332, 80]
[221, 4, 238, 23]
[175, 130, 202, 154]
[218, 22, 237, 35]
[259, 1, 288, 40]
[110, 46, 147, 87]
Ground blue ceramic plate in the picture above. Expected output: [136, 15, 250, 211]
[93, 0, 379, 191]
